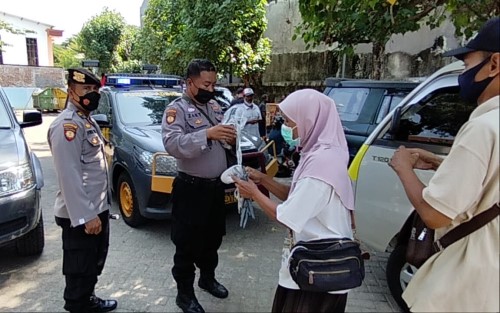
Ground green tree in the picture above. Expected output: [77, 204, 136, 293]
[53, 36, 82, 69]
[296, 0, 499, 79]
[77, 8, 125, 73]
[140, 0, 271, 86]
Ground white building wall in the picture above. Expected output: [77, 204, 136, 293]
[0, 12, 52, 66]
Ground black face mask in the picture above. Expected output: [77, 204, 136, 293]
[73, 91, 101, 112]
[458, 57, 494, 104]
[193, 85, 215, 104]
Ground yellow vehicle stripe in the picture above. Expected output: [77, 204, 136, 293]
[348, 144, 369, 182]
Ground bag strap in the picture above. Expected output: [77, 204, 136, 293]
[434, 203, 499, 251]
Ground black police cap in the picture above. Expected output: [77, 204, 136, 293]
[443, 17, 500, 60]
[67, 68, 101, 86]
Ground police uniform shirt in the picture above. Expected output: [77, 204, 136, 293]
[48, 101, 110, 227]
[228, 102, 262, 139]
[162, 95, 228, 178]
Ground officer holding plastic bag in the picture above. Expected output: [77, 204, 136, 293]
[161, 59, 236, 313]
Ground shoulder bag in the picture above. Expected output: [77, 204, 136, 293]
[288, 211, 368, 292]
[406, 203, 499, 268]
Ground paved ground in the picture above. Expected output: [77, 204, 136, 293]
[0, 113, 401, 312]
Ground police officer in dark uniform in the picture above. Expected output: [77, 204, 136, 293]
[48, 68, 117, 313]
[162, 59, 237, 313]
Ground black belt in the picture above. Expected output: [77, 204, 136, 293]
[177, 172, 220, 185]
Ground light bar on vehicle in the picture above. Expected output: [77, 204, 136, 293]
[104, 73, 183, 88]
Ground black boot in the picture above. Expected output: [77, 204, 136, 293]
[198, 278, 229, 299]
[176, 291, 205, 313]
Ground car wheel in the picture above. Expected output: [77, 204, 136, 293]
[386, 244, 415, 313]
[117, 171, 146, 227]
[16, 212, 45, 256]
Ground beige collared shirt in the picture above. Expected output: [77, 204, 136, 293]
[403, 96, 499, 312]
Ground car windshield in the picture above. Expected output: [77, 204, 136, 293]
[0, 101, 12, 128]
[116, 90, 182, 125]
[326, 87, 369, 122]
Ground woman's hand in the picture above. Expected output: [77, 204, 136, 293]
[245, 166, 266, 184]
[233, 176, 261, 200]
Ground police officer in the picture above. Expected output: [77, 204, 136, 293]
[162, 59, 237, 313]
[48, 68, 117, 313]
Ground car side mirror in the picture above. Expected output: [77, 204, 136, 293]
[92, 114, 111, 128]
[20, 110, 42, 128]
[386, 106, 402, 139]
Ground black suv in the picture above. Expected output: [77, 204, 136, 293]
[93, 74, 278, 227]
[323, 78, 420, 162]
[0, 87, 45, 256]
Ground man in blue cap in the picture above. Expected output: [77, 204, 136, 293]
[389, 17, 499, 312]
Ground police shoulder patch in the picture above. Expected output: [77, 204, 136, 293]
[166, 108, 177, 125]
[63, 123, 78, 141]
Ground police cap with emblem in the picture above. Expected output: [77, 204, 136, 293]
[67, 68, 101, 87]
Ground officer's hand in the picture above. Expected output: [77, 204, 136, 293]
[207, 125, 236, 142]
[84, 217, 102, 235]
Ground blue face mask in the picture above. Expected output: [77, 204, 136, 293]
[458, 57, 494, 104]
[281, 124, 300, 148]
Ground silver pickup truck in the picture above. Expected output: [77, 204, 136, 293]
[348, 61, 478, 311]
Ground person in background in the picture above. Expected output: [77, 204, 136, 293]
[233, 89, 355, 313]
[162, 59, 237, 313]
[224, 87, 262, 139]
[258, 94, 269, 138]
[389, 17, 499, 312]
[48, 68, 117, 313]
[230, 87, 244, 106]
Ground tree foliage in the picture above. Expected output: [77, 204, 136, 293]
[296, 0, 499, 79]
[140, 0, 272, 86]
[53, 37, 82, 69]
[76, 8, 126, 73]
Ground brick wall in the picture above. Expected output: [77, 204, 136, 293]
[0, 65, 65, 88]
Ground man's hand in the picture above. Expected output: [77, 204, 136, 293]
[84, 216, 102, 235]
[207, 125, 236, 142]
[389, 146, 418, 174]
[406, 148, 441, 170]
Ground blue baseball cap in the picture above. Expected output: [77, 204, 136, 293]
[443, 17, 500, 60]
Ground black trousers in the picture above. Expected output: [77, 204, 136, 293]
[170, 174, 226, 294]
[55, 211, 110, 312]
[272, 285, 348, 313]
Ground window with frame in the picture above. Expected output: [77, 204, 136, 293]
[387, 87, 476, 147]
[26, 38, 39, 66]
[325, 87, 370, 122]
[375, 93, 407, 124]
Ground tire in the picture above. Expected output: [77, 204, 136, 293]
[16, 212, 45, 256]
[117, 171, 146, 227]
[386, 244, 414, 313]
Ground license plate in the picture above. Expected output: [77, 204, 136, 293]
[224, 187, 237, 205]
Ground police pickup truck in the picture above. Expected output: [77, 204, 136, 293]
[348, 61, 477, 310]
[92, 74, 278, 227]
